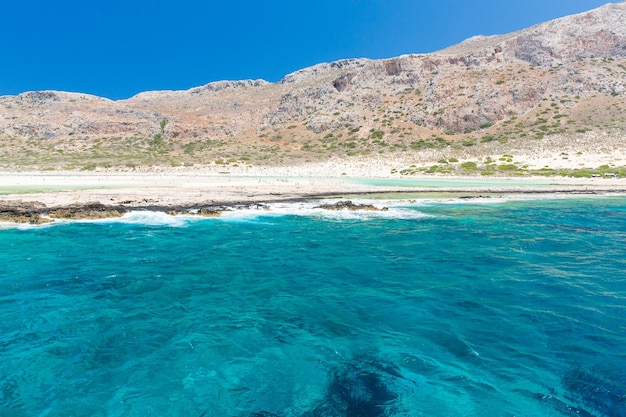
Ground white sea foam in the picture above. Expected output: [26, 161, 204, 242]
[391, 192, 620, 207]
[0, 221, 32, 230]
[303, 207, 433, 221]
[0, 212, 193, 228]
[216, 200, 434, 222]
[0, 220, 58, 230]
[2, 193, 622, 229]
[113, 211, 195, 227]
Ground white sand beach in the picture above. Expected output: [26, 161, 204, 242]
[2, 160, 626, 210]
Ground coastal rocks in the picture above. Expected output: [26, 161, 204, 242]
[0, 201, 126, 223]
[314, 200, 387, 211]
[0, 212, 52, 224]
[47, 203, 126, 220]
[0, 200, 273, 224]
[0, 201, 51, 224]
[166, 208, 224, 217]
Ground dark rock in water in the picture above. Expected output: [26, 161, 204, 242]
[167, 206, 226, 217]
[243, 359, 402, 417]
[314, 200, 387, 212]
[305, 362, 398, 417]
[459, 195, 491, 199]
[0, 200, 52, 224]
[196, 208, 222, 217]
[0, 212, 52, 224]
[562, 367, 626, 417]
[533, 392, 596, 417]
[48, 203, 126, 220]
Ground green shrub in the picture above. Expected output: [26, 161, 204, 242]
[498, 164, 518, 171]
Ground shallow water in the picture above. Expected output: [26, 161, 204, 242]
[1, 197, 625, 416]
[345, 176, 558, 188]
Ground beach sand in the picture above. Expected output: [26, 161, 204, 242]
[2, 161, 626, 211]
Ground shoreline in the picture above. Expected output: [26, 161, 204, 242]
[2, 170, 626, 223]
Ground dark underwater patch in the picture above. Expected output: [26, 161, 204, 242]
[308, 364, 398, 417]
[562, 367, 626, 417]
[533, 391, 595, 417]
[247, 358, 402, 417]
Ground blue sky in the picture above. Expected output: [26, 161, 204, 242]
[0, 0, 615, 100]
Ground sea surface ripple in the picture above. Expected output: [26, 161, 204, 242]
[1, 196, 625, 416]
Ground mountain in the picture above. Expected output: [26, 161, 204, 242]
[1, 2, 625, 173]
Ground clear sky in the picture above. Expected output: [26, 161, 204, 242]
[0, 0, 616, 100]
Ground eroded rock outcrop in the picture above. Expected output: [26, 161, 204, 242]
[47, 203, 126, 220]
[0, 201, 51, 224]
[314, 200, 387, 211]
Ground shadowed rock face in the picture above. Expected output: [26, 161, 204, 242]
[0, 2, 625, 169]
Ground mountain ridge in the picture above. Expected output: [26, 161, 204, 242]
[1, 1, 625, 174]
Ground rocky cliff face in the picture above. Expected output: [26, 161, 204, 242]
[1, 2, 625, 169]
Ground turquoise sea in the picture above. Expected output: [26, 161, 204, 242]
[1, 196, 625, 416]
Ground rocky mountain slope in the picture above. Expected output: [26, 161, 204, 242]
[1, 1, 625, 174]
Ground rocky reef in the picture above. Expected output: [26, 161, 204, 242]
[0, 201, 127, 224]
[0, 201, 274, 223]
[314, 200, 387, 211]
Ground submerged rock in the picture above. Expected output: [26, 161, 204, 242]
[244, 359, 402, 417]
[561, 367, 626, 417]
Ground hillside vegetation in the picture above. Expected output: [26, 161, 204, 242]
[1, 2, 625, 176]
